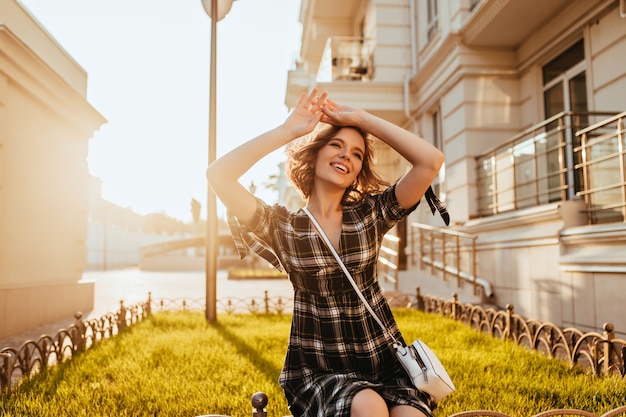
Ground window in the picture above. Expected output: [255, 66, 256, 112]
[542, 39, 587, 201]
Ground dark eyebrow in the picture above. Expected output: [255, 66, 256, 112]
[331, 137, 365, 156]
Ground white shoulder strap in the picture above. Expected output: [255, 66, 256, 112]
[302, 206, 399, 345]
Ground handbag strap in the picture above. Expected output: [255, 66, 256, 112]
[302, 206, 401, 346]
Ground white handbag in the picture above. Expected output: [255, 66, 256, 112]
[393, 339, 455, 401]
[303, 207, 455, 402]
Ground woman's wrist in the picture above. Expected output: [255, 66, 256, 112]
[353, 109, 378, 131]
[271, 124, 299, 142]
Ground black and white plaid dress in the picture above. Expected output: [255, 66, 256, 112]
[228, 184, 436, 417]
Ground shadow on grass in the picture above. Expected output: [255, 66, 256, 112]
[213, 320, 283, 385]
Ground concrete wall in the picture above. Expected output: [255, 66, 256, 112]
[462, 201, 626, 339]
[0, 0, 105, 339]
[559, 223, 626, 336]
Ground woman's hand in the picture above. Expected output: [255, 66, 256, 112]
[320, 98, 364, 127]
[282, 89, 328, 137]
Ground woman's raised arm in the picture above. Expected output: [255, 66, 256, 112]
[206, 89, 327, 226]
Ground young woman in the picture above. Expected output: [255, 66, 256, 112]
[206, 89, 446, 417]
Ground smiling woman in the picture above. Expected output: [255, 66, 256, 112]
[286, 124, 382, 207]
[206, 88, 447, 417]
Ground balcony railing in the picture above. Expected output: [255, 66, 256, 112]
[408, 222, 493, 300]
[575, 112, 626, 224]
[317, 36, 374, 82]
[476, 111, 623, 224]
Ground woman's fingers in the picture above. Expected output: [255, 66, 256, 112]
[302, 89, 318, 109]
[299, 89, 328, 112]
[308, 91, 327, 112]
[315, 91, 328, 108]
[295, 91, 310, 109]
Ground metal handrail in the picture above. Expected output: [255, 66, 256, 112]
[476, 111, 622, 223]
[575, 111, 626, 224]
[409, 222, 493, 298]
[378, 234, 400, 291]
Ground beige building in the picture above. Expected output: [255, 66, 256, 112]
[287, 0, 626, 336]
[0, 0, 105, 338]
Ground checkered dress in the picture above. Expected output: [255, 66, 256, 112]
[228, 185, 436, 417]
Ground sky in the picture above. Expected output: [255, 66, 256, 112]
[18, 0, 302, 222]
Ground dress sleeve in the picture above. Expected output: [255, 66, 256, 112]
[227, 197, 284, 271]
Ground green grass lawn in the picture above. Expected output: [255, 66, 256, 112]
[2, 309, 625, 417]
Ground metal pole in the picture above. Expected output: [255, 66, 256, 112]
[206, 0, 218, 322]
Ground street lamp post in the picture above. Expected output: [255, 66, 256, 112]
[202, 0, 234, 322]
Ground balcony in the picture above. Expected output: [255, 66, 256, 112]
[462, 0, 571, 48]
[316, 37, 373, 82]
[476, 111, 626, 225]
[285, 35, 406, 126]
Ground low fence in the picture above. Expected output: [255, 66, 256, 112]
[2, 288, 625, 398]
[217, 392, 626, 417]
[0, 291, 293, 395]
[411, 289, 626, 379]
[153, 290, 294, 315]
[0, 299, 151, 396]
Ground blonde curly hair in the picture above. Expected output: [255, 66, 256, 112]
[286, 125, 388, 205]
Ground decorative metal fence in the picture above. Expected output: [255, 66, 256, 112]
[208, 392, 626, 417]
[412, 289, 626, 380]
[2, 288, 624, 399]
[354, 288, 625, 380]
[0, 299, 151, 396]
[0, 291, 293, 395]
[152, 290, 294, 315]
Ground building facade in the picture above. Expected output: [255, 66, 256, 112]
[286, 0, 626, 336]
[0, 1, 106, 338]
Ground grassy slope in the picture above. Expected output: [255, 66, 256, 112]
[2, 310, 625, 417]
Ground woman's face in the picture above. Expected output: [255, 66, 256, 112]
[314, 127, 365, 190]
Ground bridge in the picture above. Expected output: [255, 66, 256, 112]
[138, 233, 242, 271]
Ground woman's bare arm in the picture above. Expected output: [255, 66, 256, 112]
[206, 89, 327, 226]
